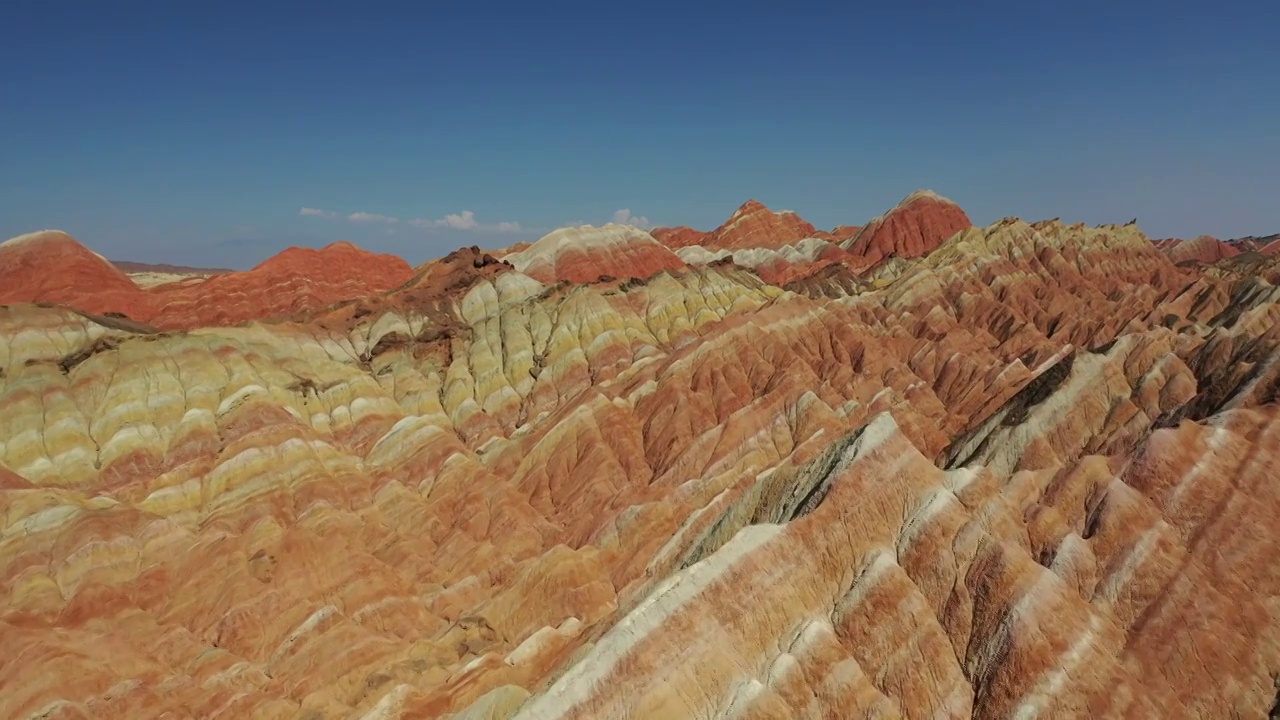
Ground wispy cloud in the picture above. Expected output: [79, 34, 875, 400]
[408, 210, 522, 233]
[347, 211, 398, 224]
[301, 206, 522, 233]
[611, 208, 653, 230]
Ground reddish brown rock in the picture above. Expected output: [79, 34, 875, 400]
[3, 213, 1280, 720]
[648, 226, 710, 249]
[654, 200, 820, 251]
[0, 232, 414, 329]
[1154, 235, 1242, 265]
[0, 230, 146, 315]
[503, 224, 685, 283]
[842, 189, 973, 269]
[146, 241, 415, 328]
[830, 224, 862, 241]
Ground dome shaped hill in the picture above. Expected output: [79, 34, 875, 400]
[504, 224, 686, 283]
[249, 240, 413, 282]
[145, 241, 416, 329]
[841, 189, 972, 269]
[710, 199, 822, 250]
[0, 230, 147, 314]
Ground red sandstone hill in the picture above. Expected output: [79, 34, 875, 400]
[707, 199, 821, 250]
[145, 241, 416, 328]
[0, 230, 144, 312]
[0, 233, 414, 328]
[1154, 235, 1242, 265]
[653, 199, 823, 251]
[503, 224, 686, 283]
[649, 225, 711, 249]
[841, 189, 972, 269]
[663, 190, 970, 286]
[5, 211, 1280, 718]
[654, 193, 967, 286]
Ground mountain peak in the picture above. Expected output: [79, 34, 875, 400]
[0, 229, 140, 306]
[507, 224, 684, 283]
[897, 189, 959, 208]
[0, 229, 106, 260]
[841, 190, 972, 267]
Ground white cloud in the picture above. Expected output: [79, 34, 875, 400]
[408, 210, 522, 233]
[611, 208, 652, 230]
[299, 207, 338, 219]
[442, 210, 478, 230]
[347, 211, 398, 224]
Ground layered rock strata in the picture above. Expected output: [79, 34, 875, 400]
[2, 217, 1279, 719]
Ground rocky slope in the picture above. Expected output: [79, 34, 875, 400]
[2, 213, 1280, 720]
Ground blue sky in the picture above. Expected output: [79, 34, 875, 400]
[2, 0, 1277, 267]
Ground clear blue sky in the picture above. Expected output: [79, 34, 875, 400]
[2, 0, 1277, 267]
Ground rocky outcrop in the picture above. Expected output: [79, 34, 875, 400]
[3, 213, 1280, 719]
[841, 189, 973, 269]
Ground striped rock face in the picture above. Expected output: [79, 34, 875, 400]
[3, 217, 1280, 719]
[840, 189, 974, 271]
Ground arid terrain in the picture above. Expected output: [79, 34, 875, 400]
[3, 191, 1280, 719]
